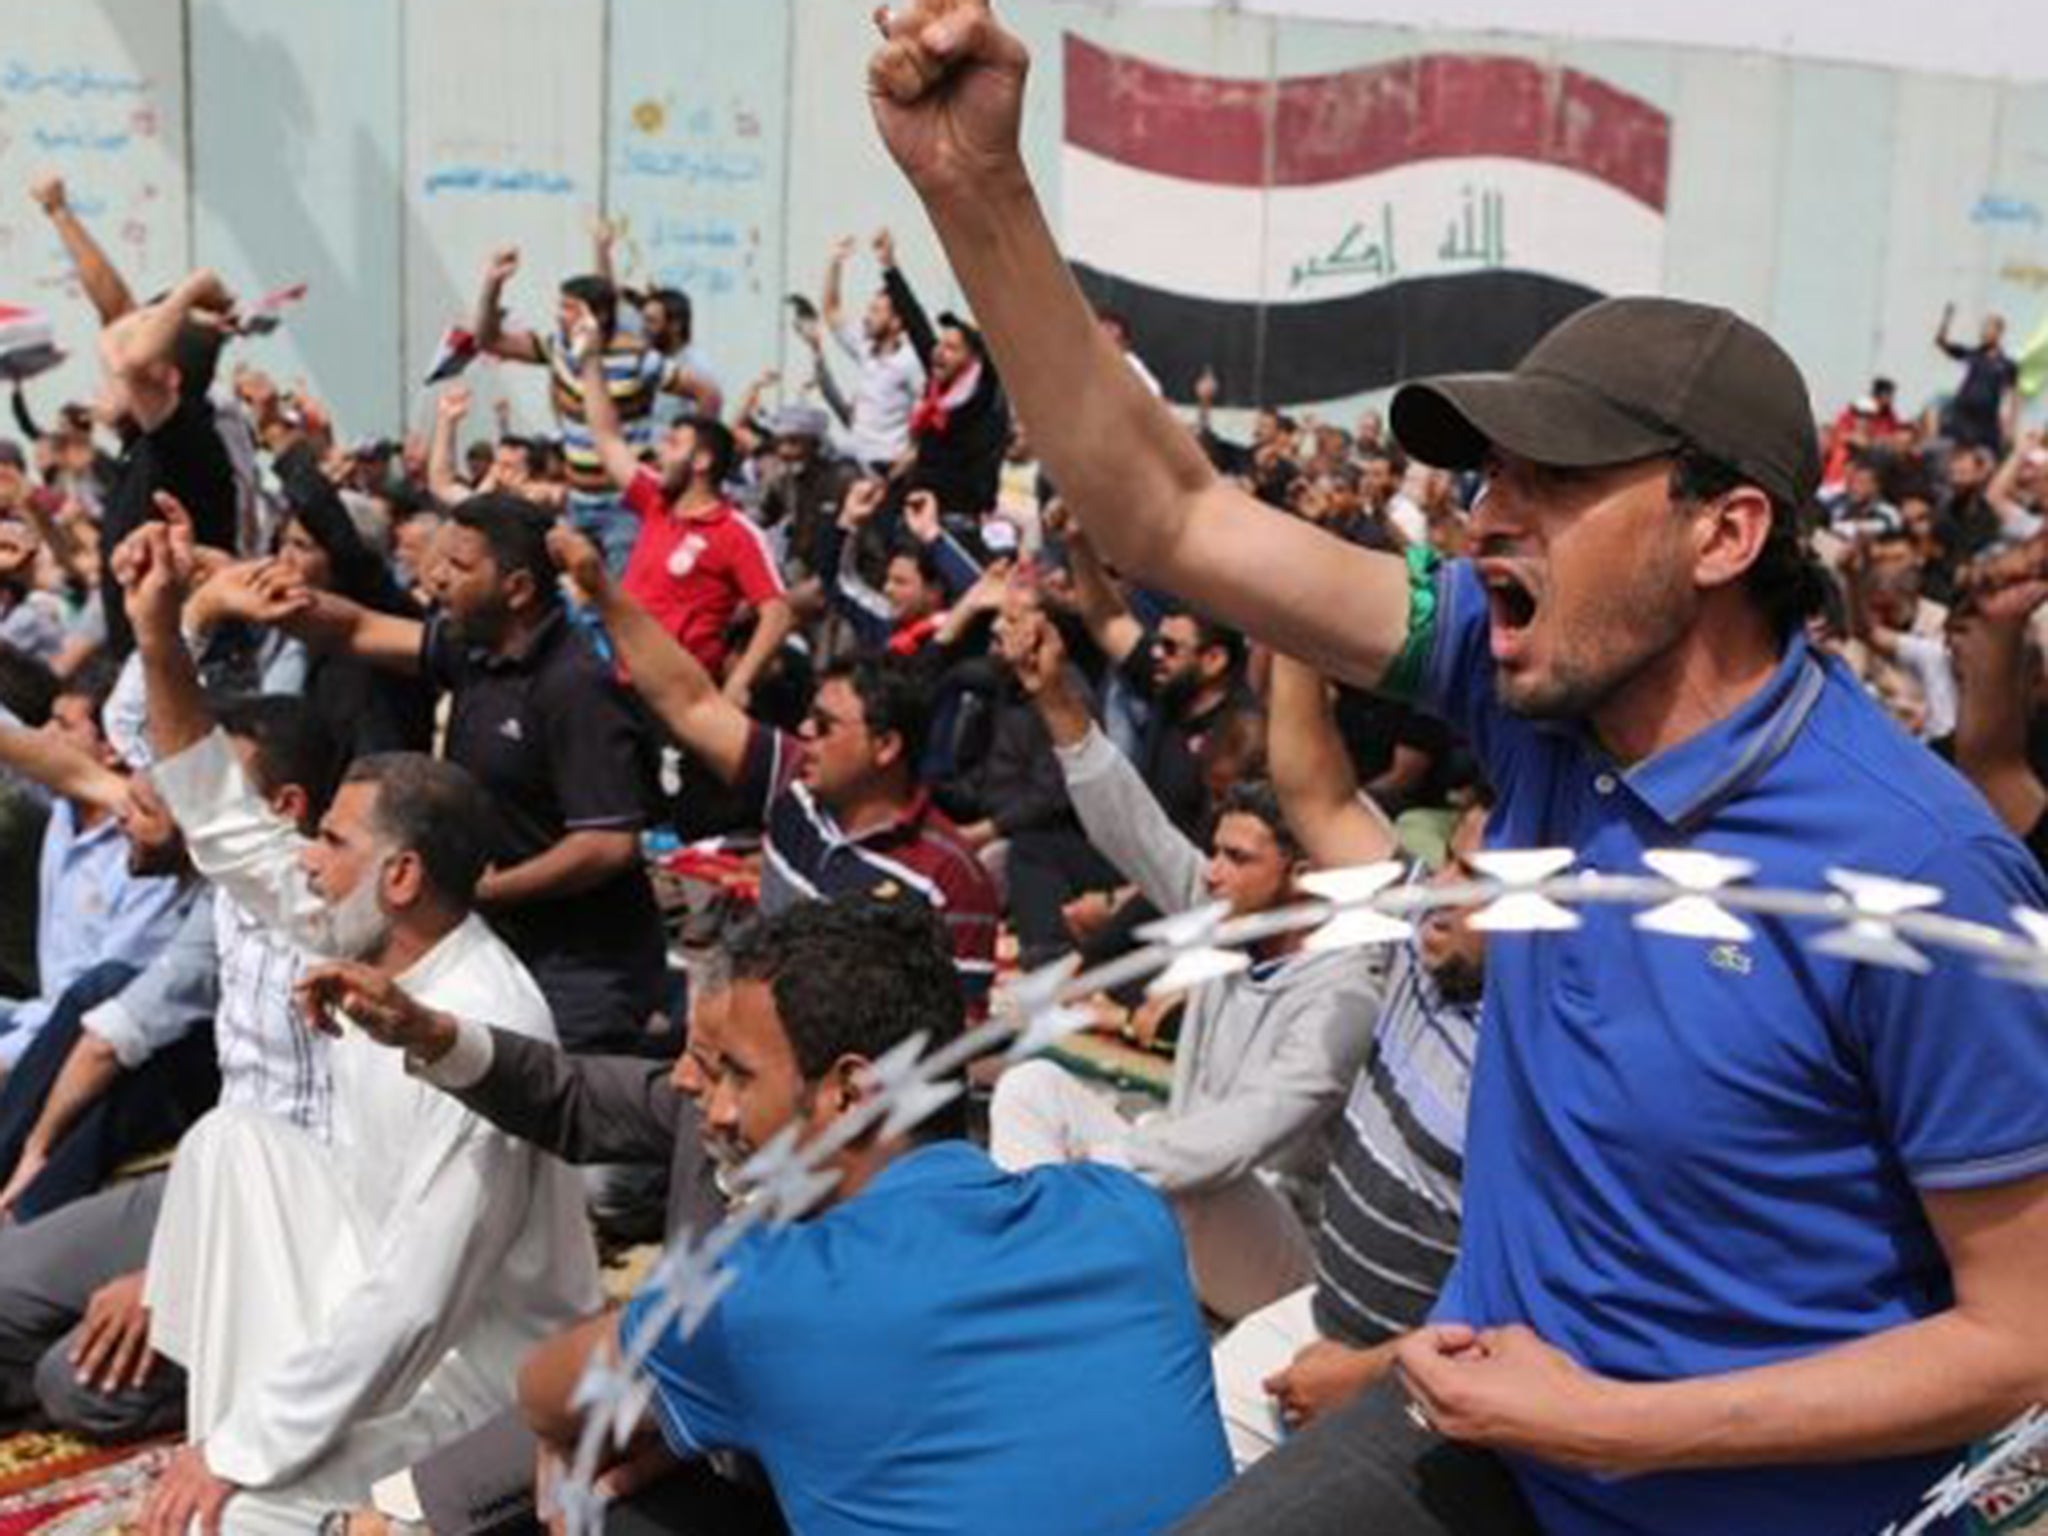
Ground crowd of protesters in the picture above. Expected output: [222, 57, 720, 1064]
[0, 6, 2045, 1530]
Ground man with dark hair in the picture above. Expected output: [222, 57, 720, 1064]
[474, 251, 720, 573]
[991, 614, 1378, 1323]
[273, 493, 668, 1062]
[115, 517, 598, 1536]
[551, 526, 1000, 1008]
[821, 232, 925, 471]
[520, 895, 1233, 1536]
[872, 13, 2048, 1533]
[1937, 305, 2019, 454]
[575, 317, 793, 701]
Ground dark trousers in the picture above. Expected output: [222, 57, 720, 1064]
[1170, 1377, 1540, 1536]
[0, 963, 218, 1224]
[413, 1410, 785, 1536]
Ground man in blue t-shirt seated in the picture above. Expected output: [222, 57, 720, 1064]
[519, 896, 1232, 1536]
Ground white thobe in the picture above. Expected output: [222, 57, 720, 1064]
[147, 730, 601, 1531]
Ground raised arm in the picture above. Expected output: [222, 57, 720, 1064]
[821, 234, 855, 336]
[31, 176, 135, 325]
[869, 5, 1409, 687]
[1268, 652, 1400, 868]
[0, 713, 126, 813]
[99, 270, 235, 433]
[428, 386, 476, 507]
[547, 525, 752, 785]
[880, 237, 938, 371]
[574, 320, 648, 492]
[1045, 500, 1144, 665]
[474, 248, 544, 365]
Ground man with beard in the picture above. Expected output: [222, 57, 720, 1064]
[867, 9, 2048, 1534]
[116, 516, 599, 1536]
[1208, 654, 1487, 1469]
[266, 496, 667, 1062]
[574, 323, 792, 706]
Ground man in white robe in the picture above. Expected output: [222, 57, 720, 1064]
[115, 510, 600, 1536]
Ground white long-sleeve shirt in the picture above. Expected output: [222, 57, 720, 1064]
[149, 729, 601, 1490]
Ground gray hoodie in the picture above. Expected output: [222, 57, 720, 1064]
[1055, 726, 1382, 1201]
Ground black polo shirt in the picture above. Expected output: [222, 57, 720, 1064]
[101, 395, 238, 658]
[423, 608, 666, 1053]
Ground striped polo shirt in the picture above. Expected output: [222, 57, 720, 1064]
[1311, 926, 1476, 1346]
[738, 725, 999, 1008]
[541, 331, 672, 495]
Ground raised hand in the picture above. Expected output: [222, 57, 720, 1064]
[29, 175, 67, 216]
[831, 234, 857, 264]
[1005, 606, 1067, 697]
[868, 0, 1032, 202]
[872, 226, 898, 269]
[436, 384, 473, 424]
[903, 488, 943, 544]
[295, 961, 456, 1057]
[839, 475, 889, 530]
[192, 558, 313, 630]
[484, 247, 521, 286]
[1195, 367, 1219, 407]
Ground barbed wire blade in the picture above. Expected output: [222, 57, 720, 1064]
[1299, 861, 1406, 905]
[1470, 892, 1581, 933]
[859, 1030, 934, 1102]
[1148, 945, 1251, 995]
[997, 956, 1079, 1028]
[1987, 908, 2048, 988]
[1305, 908, 1414, 951]
[1812, 868, 1943, 974]
[1135, 899, 1232, 952]
[1635, 895, 1752, 943]
[1825, 868, 1945, 916]
[1467, 848, 1581, 932]
[879, 1077, 966, 1143]
[1004, 1002, 1094, 1063]
[732, 1123, 840, 1222]
[1468, 848, 1577, 885]
[1641, 849, 1758, 890]
[554, 1472, 610, 1536]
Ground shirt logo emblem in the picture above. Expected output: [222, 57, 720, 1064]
[1707, 942, 1754, 976]
[498, 718, 524, 742]
[668, 534, 710, 578]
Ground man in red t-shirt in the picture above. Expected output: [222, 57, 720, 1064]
[577, 329, 793, 707]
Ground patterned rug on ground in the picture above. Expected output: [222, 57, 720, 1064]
[0, 1432, 174, 1536]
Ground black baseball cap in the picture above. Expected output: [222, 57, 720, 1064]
[1390, 297, 1821, 508]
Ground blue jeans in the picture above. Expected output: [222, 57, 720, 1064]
[570, 490, 639, 580]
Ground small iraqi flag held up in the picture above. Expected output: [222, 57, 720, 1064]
[0, 303, 63, 384]
[1060, 36, 1673, 406]
[423, 324, 479, 385]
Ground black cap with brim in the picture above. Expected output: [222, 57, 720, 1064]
[1391, 372, 1682, 474]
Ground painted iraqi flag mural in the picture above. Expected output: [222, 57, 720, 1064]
[1061, 35, 1672, 407]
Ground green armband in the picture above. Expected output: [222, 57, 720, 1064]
[1380, 545, 1442, 701]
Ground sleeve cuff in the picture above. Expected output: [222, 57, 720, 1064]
[82, 1000, 153, 1070]
[1052, 723, 1117, 779]
[412, 1015, 496, 1092]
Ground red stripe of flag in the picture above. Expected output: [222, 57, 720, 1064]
[1064, 35, 1670, 212]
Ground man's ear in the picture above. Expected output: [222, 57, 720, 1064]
[382, 847, 429, 911]
[831, 1054, 875, 1115]
[1693, 485, 1775, 595]
[870, 727, 904, 775]
[502, 566, 539, 615]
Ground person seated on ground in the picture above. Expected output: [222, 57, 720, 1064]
[115, 517, 598, 1536]
[989, 612, 1380, 1323]
[1209, 653, 1490, 1468]
[0, 655, 197, 1074]
[572, 314, 793, 709]
[521, 896, 1233, 1536]
[281, 960, 739, 1536]
[234, 495, 669, 1062]
[0, 694, 340, 1446]
[550, 524, 1000, 1010]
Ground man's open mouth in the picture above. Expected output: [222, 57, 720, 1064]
[1482, 565, 1539, 633]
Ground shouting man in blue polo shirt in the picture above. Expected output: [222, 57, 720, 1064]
[864, 6, 2048, 1533]
[519, 897, 1231, 1536]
